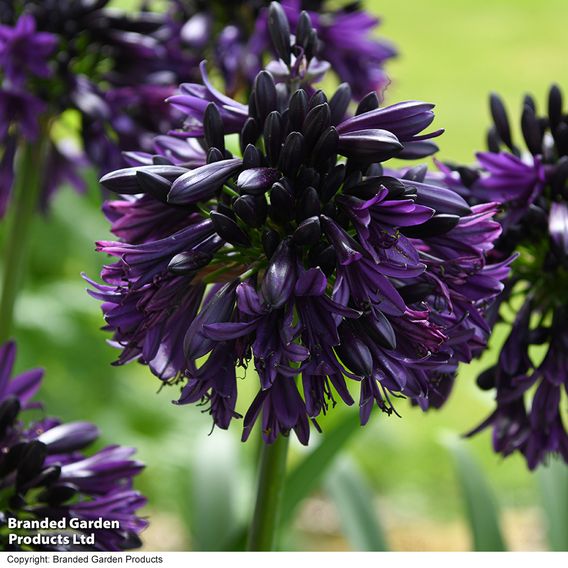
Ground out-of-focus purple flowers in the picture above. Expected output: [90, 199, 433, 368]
[0, 341, 147, 551]
[89, 4, 507, 446]
[446, 85, 568, 469]
[0, 0, 198, 217]
[170, 1, 396, 100]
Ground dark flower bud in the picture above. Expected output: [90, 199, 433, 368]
[289, 89, 308, 131]
[184, 280, 238, 361]
[38, 483, 78, 506]
[254, 71, 277, 124]
[210, 211, 251, 247]
[233, 194, 267, 228]
[305, 28, 319, 60]
[487, 126, 501, 153]
[269, 181, 295, 223]
[279, 132, 304, 176]
[16, 441, 47, 488]
[366, 163, 384, 177]
[356, 92, 380, 116]
[303, 103, 332, 150]
[268, 1, 291, 65]
[521, 104, 542, 155]
[168, 159, 242, 205]
[329, 83, 352, 125]
[261, 238, 296, 309]
[0, 397, 20, 437]
[413, 181, 471, 216]
[296, 186, 321, 221]
[243, 144, 261, 169]
[490, 92, 514, 150]
[321, 215, 363, 265]
[476, 365, 497, 391]
[101, 165, 187, 194]
[336, 324, 373, 377]
[38, 422, 99, 454]
[152, 155, 174, 166]
[402, 164, 428, 183]
[401, 214, 461, 238]
[240, 117, 259, 152]
[248, 89, 259, 122]
[204, 103, 225, 153]
[264, 110, 283, 165]
[313, 244, 337, 275]
[293, 216, 321, 246]
[168, 251, 213, 274]
[207, 147, 224, 163]
[396, 141, 439, 159]
[29, 465, 61, 489]
[551, 156, 568, 195]
[548, 84, 563, 129]
[136, 170, 172, 201]
[523, 94, 537, 113]
[296, 166, 320, 190]
[262, 229, 280, 259]
[360, 312, 397, 350]
[296, 11, 313, 50]
[398, 281, 436, 304]
[320, 164, 346, 203]
[309, 90, 328, 110]
[217, 203, 236, 220]
[338, 129, 402, 161]
[456, 166, 480, 188]
[237, 167, 280, 195]
[554, 122, 568, 156]
[312, 126, 339, 169]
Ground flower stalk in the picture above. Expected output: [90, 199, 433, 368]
[247, 434, 290, 551]
[0, 129, 49, 341]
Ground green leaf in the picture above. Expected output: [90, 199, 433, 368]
[281, 411, 361, 526]
[447, 440, 507, 551]
[180, 433, 241, 551]
[324, 456, 388, 551]
[538, 457, 568, 551]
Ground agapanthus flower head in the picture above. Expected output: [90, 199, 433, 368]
[456, 85, 568, 469]
[0, 1, 201, 217]
[89, 4, 507, 446]
[0, 341, 147, 551]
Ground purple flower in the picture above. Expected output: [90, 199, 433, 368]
[455, 85, 568, 468]
[251, 0, 396, 99]
[0, 341, 147, 551]
[0, 87, 46, 141]
[0, 14, 57, 86]
[88, 5, 506, 445]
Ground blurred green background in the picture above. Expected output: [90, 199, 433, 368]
[3, 0, 568, 551]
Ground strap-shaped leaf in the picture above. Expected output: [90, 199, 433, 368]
[281, 411, 361, 525]
[324, 456, 388, 551]
[538, 458, 568, 551]
[447, 440, 507, 551]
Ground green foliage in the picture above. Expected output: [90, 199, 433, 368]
[447, 440, 507, 551]
[324, 457, 388, 551]
[538, 459, 568, 551]
[281, 412, 361, 526]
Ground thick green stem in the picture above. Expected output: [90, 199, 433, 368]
[0, 135, 49, 342]
[247, 435, 290, 551]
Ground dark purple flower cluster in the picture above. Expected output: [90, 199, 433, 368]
[170, 0, 395, 100]
[448, 85, 568, 469]
[0, 0, 199, 216]
[0, 341, 147, 551]
[89, 4, 507, 445]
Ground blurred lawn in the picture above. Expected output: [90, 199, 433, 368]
[2, 0, 568, 551]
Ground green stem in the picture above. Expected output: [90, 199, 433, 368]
[0, 135, 49, 342]
[247, 435, 290, 551]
